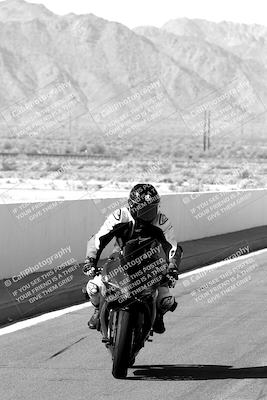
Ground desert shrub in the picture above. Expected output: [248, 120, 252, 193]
[46, 163, 61, 172]
[89, 144, 106, 155]
[65, 147, 72, 154]
[239, 179, 253, 189]
[169, 184, 179, 192]
[79, 144, 87, 153]
[139, 162, 149, 170]
[200, 174, 217, 185]
[2, 160, 17, 171]
[258, 151, 267, 159]
[28, 148, 39, 155]
[172, 150, 184, 158]
[183, 169, 195, 179]
[213, 162, 231, 169]
[189, 183, 203, 192]
[238, 169, 251, 179]
[4, 142, 12, 150]
[160, 177, 173, 183]
[159, 164, 172, 175]
[223, 169, 233, 175]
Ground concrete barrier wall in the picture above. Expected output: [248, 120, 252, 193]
[0, 189, 266, 279]
[163, 189, 267, 241]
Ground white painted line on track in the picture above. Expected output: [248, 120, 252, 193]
[179, 247, 267, 280]
[0, 302, 92, 337]
[1, 248, 266, 337]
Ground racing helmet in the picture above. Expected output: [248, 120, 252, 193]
[128, 183, 160, 222]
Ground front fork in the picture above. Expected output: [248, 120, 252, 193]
[100, 290, 158, 349]
[99, 298, 110, 342]
[150, 290, 158, 329]
[99, 299, 120, 351]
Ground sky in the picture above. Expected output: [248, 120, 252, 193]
[28, 0, 267, 28]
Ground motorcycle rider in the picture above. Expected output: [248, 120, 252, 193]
[83, 183, 183, 334]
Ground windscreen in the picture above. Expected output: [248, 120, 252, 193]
[102, 238, 168, 305]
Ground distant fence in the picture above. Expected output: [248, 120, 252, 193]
[0, 152, 115, 159]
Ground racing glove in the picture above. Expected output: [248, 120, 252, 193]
[83, 257, 97, 279]
[167, 246, 183, 288]
[167, 265, 179, 288]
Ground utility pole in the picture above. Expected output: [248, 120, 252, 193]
[69, 110, 72, 137]
[203, 110, 207, 151]
[203, 110, 211, 151]
[207, 110, 211, 150]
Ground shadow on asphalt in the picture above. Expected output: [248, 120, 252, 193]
[128, 364, 267, 381]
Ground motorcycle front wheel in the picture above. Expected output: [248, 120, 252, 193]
[112, 310, 133, 379]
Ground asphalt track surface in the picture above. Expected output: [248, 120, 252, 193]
[0, 251, 266, 400]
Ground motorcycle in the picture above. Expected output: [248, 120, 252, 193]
[96, 237, 172, 379]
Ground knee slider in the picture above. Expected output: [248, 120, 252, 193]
[158, 296, 176, 314]
[86, 282, 99, 297]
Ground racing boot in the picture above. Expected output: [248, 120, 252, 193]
[153, 312, 165, 334]
[153, 299, 178, 334]
[88, 307, 100, 329]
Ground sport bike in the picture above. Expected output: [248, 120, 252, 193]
[97, 237, 173, 379]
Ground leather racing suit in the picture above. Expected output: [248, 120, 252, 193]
[85, 206, 181, 315]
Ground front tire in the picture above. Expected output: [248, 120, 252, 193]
[112, 310, 133, 379]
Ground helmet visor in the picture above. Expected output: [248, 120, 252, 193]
[136, 204, 158, 222]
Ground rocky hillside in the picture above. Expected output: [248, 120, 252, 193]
[0, 0, 266, 143]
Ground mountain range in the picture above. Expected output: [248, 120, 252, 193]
[0, 0, 266, 141]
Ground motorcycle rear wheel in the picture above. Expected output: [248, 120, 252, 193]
[112, 310, 133, 379]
